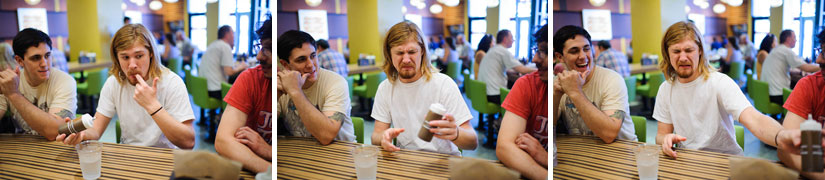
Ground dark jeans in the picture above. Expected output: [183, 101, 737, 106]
[770, 95, 784, 105]
[208, 90, 222, 100]
[487, 95, 501, 105]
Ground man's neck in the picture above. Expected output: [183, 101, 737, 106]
[25, 73, 44, 87]
[677, 73, 700, 84]
[399, 73, 423, 83]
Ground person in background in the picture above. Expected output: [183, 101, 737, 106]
[497, 24, 548, 180]
[437, 36, 459, 74]
[162, 33, 182, 66]
[738, 34, 756, 72]
[594, 40, 630, 77]
[216, 17, 273, 173]
[756, 33, 776, 80]
[200, 25, 248, 101]
[723, 37, 743, 78]
[123, 16, 131, 25]
[316, 39, 349, 77]
[763, 29, 820, 105]
[478, 29, 535, 106]
[57, 24, 196, 149]
[175, 30, 197, 67]
[0, 28, 77, 141]
[474, 34, 493, 79]
[371, 21, 477, 155]
[0, 43, 15, 69]
[455, 34, 474, 74]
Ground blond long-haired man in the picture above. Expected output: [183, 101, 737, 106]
[370, 21, 478, 155]
[654, 21, 804, 158]
[57, 24, 196, 149]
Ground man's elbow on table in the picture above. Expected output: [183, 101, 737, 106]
[597, 133, 618, 144]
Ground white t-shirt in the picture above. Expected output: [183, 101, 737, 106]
[97, 69, 195, 149]
[0, 68, 77, 135]
[199, 40, 235, 91]
[277, 68, 355, 142]
[478, 44, 522, 95]
[371, 73, 472, 156]
[762, 44, 807, 96]
[556, 66, 636, 141]
[653, 72, 749, 155]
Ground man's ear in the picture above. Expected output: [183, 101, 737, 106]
[14, 55, 23, 68]
[279, 59, 289, 69]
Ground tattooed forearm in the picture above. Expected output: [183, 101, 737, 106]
[328, 112, 347, 126]
[55, 109, 74, 120]
[609, 110, 627, 122]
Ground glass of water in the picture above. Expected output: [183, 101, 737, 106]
[635, 144, 660, 180]
[352, 145, 379, 180]
[76, 140, 102, 180]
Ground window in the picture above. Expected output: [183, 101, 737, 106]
[499, 0, 533, 60]
[189, 0, 271, 57]
[189, 0, 207, 51]
[752, 0, 771, 53]
[468, 0, 488, 53]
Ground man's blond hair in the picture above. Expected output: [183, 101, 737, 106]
[109, 24, 167, 84]
[381, 21, 436, 83]
[660, 21, 716, 82]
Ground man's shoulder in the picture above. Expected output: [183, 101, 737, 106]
[49, 68, 77, 84]
[318, 69, 347, 88]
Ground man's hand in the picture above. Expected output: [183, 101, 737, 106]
[132, 74, 161, 112]
[515, 133, 547, 166]
[557, 70, 585, 96]
[0, 67, 21, 96]
[55, 117, 86, 146]
[661, 134, 687, 159]
[429, 114, 458, 141]
[235, 126, 271, 160]
[381, 128, 404, 152]
[553, 78, 564, 96]
[277, 70, 308, 95]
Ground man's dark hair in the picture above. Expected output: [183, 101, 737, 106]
[817, 29, 825, 45]
[123, 16, 130, 23]
[477, 34, 493, 52]
[534, 24, 548, 44]
[218, 25, 233, 39]
[596, 40, 611, 49]
[277, 30, 316, 62]
[317, 39, 330, 49]
[779, 29, 794, 44]
[255, 17, 271, 41]
[496, 29, 511, 44]
[13, 28, 52, 58]
[553, 25, 591, 55]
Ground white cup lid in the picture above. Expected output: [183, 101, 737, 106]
[81, 114, 94, 128]
[429, 103, 446, 115]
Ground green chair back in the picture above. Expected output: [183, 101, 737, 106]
[500, 88, 510, 115]
[727, 60, 745, 82]
[79, 68, 108, 95]
[466, 79, 499, 114]
[746, 71, 754, 100]
[364, 72, 386, 98]
[346, 76, 354, 101]
[750, 79, 783, 114]
[221, 82, 232, 109]
[735, 125, 744, 150]
[190, 76, 221, 109]
[446, 61, 461, 81]
[631, 116, 646, 142]
[625, 76, 636, 103]
[184, 68, 193, 95]
[645, 73, 665, 97]
[352, 116, 364, 144]
[116, 120, 121, 144]
[783, 88, 791, 115]
[167, 58, 183, 76]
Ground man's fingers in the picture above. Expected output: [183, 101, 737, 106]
[55, 134, 66, 141]
[135, 74, 148, 86]
[152, 77, 158, 89]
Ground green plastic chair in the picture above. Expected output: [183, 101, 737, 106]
[190, 76, 222, 119]
[750, 79, 783, 115]
[624, 76, 636, 104]
[167, 58, 183, 77]
[184, 68, 193, 95]
[446, 61, 461, 81]
[782, 88, 791, 115]
[77, 68, 107, 95]
[637, 72, 664, 98]
[352, 116, 364, 144]
[631, 116, 646, 143]
[116, 120, 121, 144]
[727, 60, 745, 85]
[353, 72, 386, 99]
[466, 79, 500, 130]
[221, 82, 232, 109]
[746, 71, 754, 100]
[500, 88, 510, 115]
[346, 76, 354, 102]
[735, 125, 744, 150]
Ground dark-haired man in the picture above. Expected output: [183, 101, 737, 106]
[594, 40, 630, 77]
[276, 30, 354, 145]
[215, 18, 274, 173]
[763, 29, 820, 105]
[200, 25, 248, 100]
[552, 25, 636, 143]
[478, 29, 536, 105]
[0, 28, 76, 140]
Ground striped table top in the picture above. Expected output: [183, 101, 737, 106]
[554, 135, 736, 179]
[0, 134, 256, 179]
[277, 136, 503, 179]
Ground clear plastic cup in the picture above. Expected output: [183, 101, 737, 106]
[352, 145, 379, 180]
[76, 140, 102, 180]
[635, 144, 659, 180]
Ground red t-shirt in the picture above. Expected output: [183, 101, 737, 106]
[783, 71, 825, 125]
[501, 71, 548, 149]
[224, 65, 273, 144]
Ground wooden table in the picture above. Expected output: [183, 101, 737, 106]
[554, 135, 735, 179]
[0, 134, 256, 179]
[69, 61, 113, 73]
[277, 136, 503, 179]
[348, 64, 382, 76]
